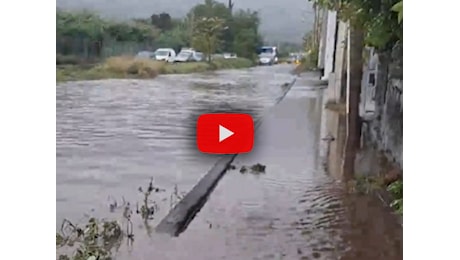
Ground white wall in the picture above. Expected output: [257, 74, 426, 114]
[321, 10, 337, 81]
[317, 8, 329, 69]
[332, 21, 348, 101]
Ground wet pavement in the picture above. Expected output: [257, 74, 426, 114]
[57, 67, 402, 260]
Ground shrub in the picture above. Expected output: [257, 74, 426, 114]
[103, 56, 164, 78]
[56, 54, 80, 65]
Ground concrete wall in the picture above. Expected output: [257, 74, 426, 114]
[357, 42, 403, 175]
[321, 11, 337, 81]
[319, 20, 348, 179]
[318, 16, 403, 178]
[317, 8, 329, 69]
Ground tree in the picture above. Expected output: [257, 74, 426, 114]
[190, 0, 232, 20]
[56, 2, 263, 60]
[230, 9, 261, 56]
[232, 28, 259, 59]
[309, 0, 402, 51]
[56, 10, 107, 57]
[185, 0, 261, 57]
[191, 17, 225, 62]
[151, 12, 173, 31]
[391, 1, 403, 24]
[155, 23, 190, 51]
[105, 22, 159, 42]
[189, 0, 233, 52]
[228, 0, 235, 13]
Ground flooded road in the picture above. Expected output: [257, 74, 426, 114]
[57, 65, 296, 225]
[56, 67, 402, 260]
[111, 73, 402, 260]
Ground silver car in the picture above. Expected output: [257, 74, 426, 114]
[174, 51, 193, 62]
[135, 51, 155, 59]
[193, 52, 204, 62]
[174, 50, 204, 62]
[258, 53, 275, 65]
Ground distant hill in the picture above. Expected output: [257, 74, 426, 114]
[56, 0, 314, 44]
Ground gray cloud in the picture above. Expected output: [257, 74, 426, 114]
[56, 0, 314, 43]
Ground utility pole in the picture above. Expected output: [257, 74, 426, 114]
[228, 0, 234, 13]
[313, 2, 318, 48]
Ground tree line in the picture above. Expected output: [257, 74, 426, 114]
[308, 0, 402, 51]
[56, 0, 263, 63]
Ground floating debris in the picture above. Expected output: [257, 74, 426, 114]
[239, 163, 266, 174]
[227, 164, 236, 170]
[250, 163, 266, 173]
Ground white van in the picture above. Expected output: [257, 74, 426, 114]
[154, 48, 176, 62]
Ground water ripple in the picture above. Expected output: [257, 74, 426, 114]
[56, 65, 296, 224]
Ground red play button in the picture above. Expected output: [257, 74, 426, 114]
[196, 113, 254, 154]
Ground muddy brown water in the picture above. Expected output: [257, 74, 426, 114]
[56, 65, 402, 259]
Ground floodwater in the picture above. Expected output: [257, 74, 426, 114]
[56, 65, 402, 260]
[56, 65, 296, 225]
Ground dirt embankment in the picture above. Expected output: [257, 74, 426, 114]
[56, 56, 255, 82]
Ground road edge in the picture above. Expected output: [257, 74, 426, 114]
[155, 76, 298, 236]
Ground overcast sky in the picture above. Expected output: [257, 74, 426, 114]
[56, 0, 314, 43]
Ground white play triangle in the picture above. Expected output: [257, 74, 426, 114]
[219, 125, 234, 142]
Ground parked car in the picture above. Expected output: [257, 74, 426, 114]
[174, 49, 204, 62]
[174, 50, 194, 62]
[257, 46, 279, 65]
[193, 52, 204, 62]
[135, 51, 155, 59]
[258, 52, 276, 66]
[223, 53, 237, 59]
[212, 53, 224, 59]
[287, 54, 301, 64]
[154, 48, 176, 62]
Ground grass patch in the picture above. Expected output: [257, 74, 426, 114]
[57, 178, 186, 260]
[387, 180, 403, 215]
[162, 62, 210, 74]
[346, 172, 403, 216]
[346, 175, 386, 194]
[210, 57, 254, 69]
[56, 56, 254, 82]
[56, 56, 163, 82]
[57, 65, 122, 82]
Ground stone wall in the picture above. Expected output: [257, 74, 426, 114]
[358, 42, 403, 175]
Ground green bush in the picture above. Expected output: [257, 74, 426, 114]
[387, 180, 403, 215]
[56, 54, 80, 65]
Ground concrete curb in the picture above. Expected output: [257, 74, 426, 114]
[155, 76, 298, 236]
